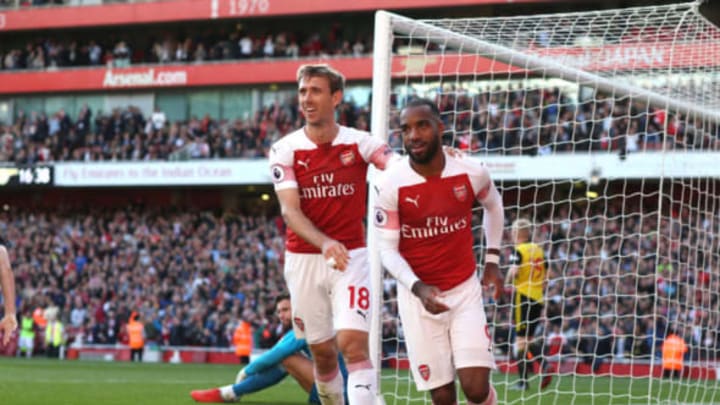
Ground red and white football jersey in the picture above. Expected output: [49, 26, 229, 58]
[270, 125, 392, 253]
[374, 153, 494, 291]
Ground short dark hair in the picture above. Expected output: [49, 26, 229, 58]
[403, 97, 441, 119]
[296, 64, 345, 94]
[0, 235, 7, 247]
[276, 294, 291, 307]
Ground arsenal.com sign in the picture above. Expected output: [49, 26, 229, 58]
[102, 68, 188, 88]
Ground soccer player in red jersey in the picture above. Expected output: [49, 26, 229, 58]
[374, 98, 505, 405]
[269, 64, 393, 404]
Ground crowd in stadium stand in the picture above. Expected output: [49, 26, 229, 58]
[2, 88, 717, 164]
[2, 193, 718, 365]
[3, 16, 712, 70]
[0, 95, 373, 162]
[0, 0, 63, 7]
[0, 26, 371, 70]
[380, 198, 720, 366]
[1, 205, 289, 353]
[496, 201, 720, 365]
[424, 88, 718, 154]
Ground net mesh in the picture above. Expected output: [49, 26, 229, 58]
[375, 2, 720, 404]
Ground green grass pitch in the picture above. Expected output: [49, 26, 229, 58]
[0, 358, 717, 404]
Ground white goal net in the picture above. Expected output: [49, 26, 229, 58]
[369, 2, 720, 404]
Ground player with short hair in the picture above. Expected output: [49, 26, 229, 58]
[269, 63, 394, 404]
[0, 236, 17, 346]
[374, 98, 505, 405]
[505, 218, 552, 390]
[190, 294, 348, 403]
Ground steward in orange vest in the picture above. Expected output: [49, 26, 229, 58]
[662, 330, 687, 379]
[233, 320, 252, 363]
[128, 312, 145, 362]
[33, 307, 47, 329]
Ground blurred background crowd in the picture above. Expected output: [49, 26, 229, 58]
[1, 189, 718, 367]
[2, 88, 718, 165]
[0, 0, 717, 369]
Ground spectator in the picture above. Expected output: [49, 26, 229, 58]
[6, 86, 718, 164]
[662, 327, 688, 378]
[17, 307, 34, 358]
[44, 306, 65, 358]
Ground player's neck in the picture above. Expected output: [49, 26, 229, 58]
[304, 122, 339, 145]
[410, 151, 446, 178]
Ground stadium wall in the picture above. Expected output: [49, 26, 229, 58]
[0, 0, 553, 31]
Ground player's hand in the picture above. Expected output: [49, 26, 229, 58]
[235, 367, 248, 384]
[0, 314, 17, 345]
[321, 239, 350, 271]
[482, 262, 505, 301]
[411, 281, 450, 315]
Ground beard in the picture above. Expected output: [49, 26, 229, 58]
[406, 135, 441, 165]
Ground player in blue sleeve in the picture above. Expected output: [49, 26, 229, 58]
[190, 295, 348, 403]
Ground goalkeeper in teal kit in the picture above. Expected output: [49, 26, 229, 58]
[190, 295, 348, 403]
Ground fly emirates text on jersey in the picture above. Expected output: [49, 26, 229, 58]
[401, 216, 468, 239]
[300, 172, 356, 199]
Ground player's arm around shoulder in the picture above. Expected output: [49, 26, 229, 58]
[360, 130, 397, 170]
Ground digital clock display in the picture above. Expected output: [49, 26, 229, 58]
[0, 166, 53, 187]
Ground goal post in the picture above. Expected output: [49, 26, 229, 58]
[369, 2, 720, 404]
[368, 9, 394, 405]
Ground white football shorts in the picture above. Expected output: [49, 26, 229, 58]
[398, 274, 496, 391]
[284, 248, 371, 344]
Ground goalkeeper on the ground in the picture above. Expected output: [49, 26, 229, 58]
[505, 218, 552, 391]
[190, 294, 347, 403]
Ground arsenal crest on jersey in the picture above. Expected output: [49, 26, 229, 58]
[293, 317, 305, 332]
[453, 184, 468, 202]
[418, 364, 431, 381]
[340, 149, 356, 166]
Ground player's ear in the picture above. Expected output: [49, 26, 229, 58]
[436, 119, 445, 135]
[332, 90, 343, 108]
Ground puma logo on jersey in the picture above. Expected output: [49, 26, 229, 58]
[354, 384, 372, 391]
[297, 159, 310, 170]
[356, 309, 367, 321]
[405, 195, 420, 208]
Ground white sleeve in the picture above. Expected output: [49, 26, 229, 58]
[481, 183, 504, 250]
[356, 130, 396, 170]
[268, 141, 297, 190]
[383, 152, 404, 169]
[472, 164, 504, 250]
[373, 175, 420, 291]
